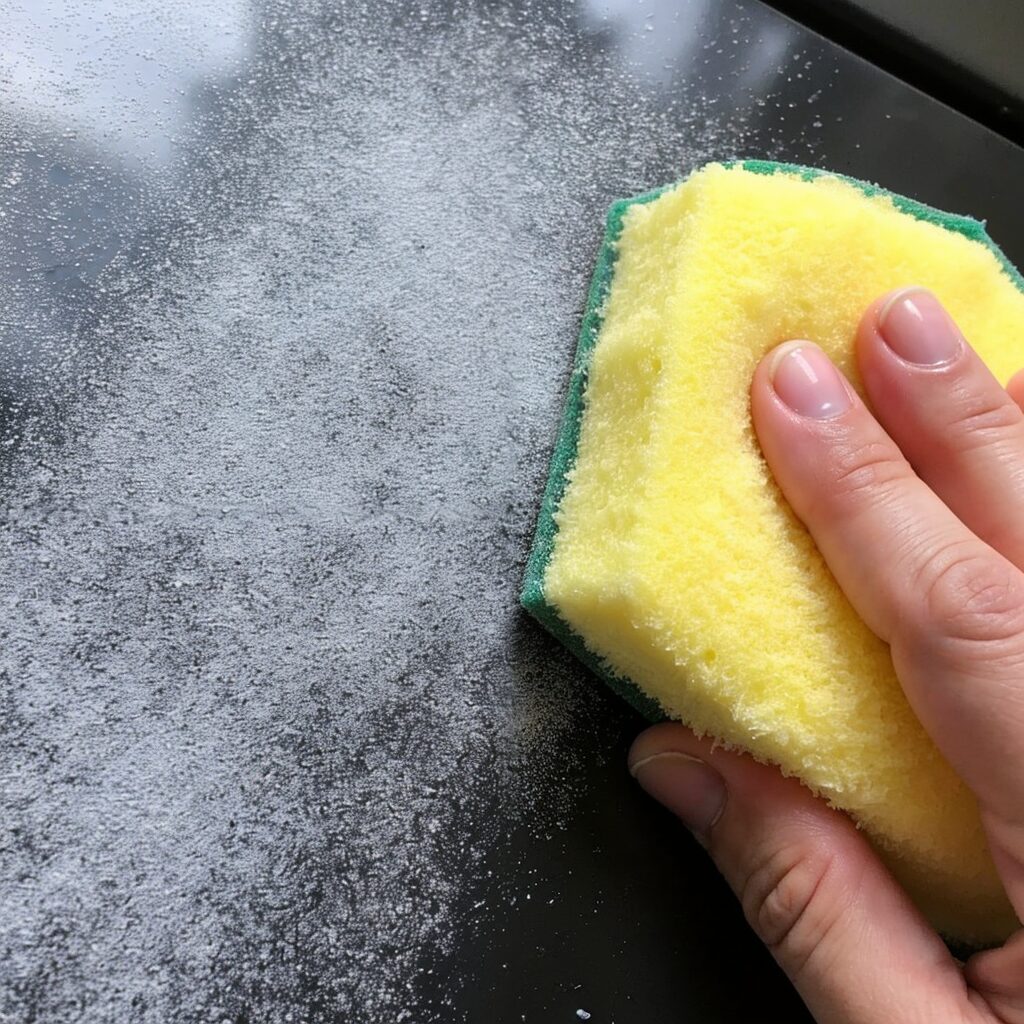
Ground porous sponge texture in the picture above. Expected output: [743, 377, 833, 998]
[525, 162, 1024, 944]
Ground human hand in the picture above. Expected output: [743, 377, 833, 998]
[629, 288, 1024, 1023]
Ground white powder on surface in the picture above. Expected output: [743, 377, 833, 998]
[0, 1, 833, 1020]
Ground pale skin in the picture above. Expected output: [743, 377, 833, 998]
[629, 287, 1024, 1023]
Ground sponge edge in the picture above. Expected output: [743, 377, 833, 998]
[522, 161, 1024, 945]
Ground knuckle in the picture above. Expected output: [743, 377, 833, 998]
[916, 543, 1024, 648]
[740, 841, 838, 976]
[944, 388, 1024, 455]
[812, 438, 909, 517]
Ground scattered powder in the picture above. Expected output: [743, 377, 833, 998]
[0, 0, 829, 1020]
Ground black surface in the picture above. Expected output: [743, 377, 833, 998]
[767, 0, 1024, 143]
[2, 1, 1023, 1022]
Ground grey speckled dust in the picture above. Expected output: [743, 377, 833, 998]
[0, 0, 831, 1020]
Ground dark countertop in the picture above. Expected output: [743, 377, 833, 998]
[807, 0, 1024, 101]
[2, 1, 1022, 1021]
[767, 0, 1024, 140]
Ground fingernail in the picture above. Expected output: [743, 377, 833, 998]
[878, 287, 963, 366]
[769, 342, 852, 419]
[629, 751, 726, 840]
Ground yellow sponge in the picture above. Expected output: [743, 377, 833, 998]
[522, 161, 1024, 944]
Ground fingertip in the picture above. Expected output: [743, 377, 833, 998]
[964, 930, 1024, 1014]
[764, 339, 808, 378]
[862, 286, 930, 329]
[755, 340, 855, 423]
[854, 287, 911, 369]
[749, 344, 779, 441]
[627, 721, 702, 774]
[857, 285, 966, 372]
[754, 340, 816, 393]
[750, 341, 779, 410]
[877, 285, 930, 327]
[628, 722, 810, 811]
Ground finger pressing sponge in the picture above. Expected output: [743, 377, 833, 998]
[522, 160, 1024, 945]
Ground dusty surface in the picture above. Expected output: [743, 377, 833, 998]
[2, 0, 1022, 1021]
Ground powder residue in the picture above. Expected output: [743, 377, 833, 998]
[0, 0, 827, 1019]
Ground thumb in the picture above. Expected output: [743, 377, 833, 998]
[629, 723, 970, 1024]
